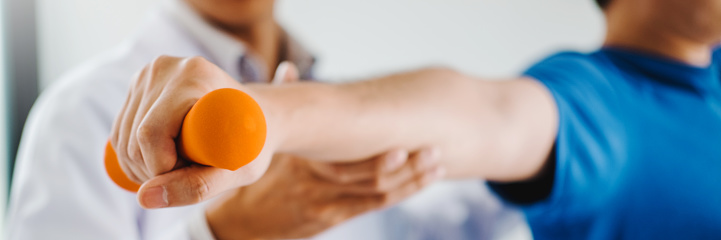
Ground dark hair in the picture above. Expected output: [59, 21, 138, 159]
[596, 0, 611, 8]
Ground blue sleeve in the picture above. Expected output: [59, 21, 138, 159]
[489, 52, 627, 227]
[712, 47, 721, 66]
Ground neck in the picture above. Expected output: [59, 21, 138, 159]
[216, 18, 282, 82]
[603, 5, 714, 67]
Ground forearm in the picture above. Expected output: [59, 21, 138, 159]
[250, 68, 552, 181]
[255, 70, 457, 159]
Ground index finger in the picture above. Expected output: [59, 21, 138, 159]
[308, 149, 408, 184]
[136, 89, 200, 176]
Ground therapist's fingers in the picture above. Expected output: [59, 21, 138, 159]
[307, 149, 408, 184]
[375, 164, 445, 205]
[318, 166, 444, 225]
[331, 148, 441, 195]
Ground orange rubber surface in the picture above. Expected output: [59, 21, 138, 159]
[178, 88, 267, 171]
[104, 141, 141, 192]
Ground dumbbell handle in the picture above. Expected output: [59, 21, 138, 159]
[104, 88, 267, 192]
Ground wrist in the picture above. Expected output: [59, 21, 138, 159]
[244, 85, 291, 154]
[245, 82, 346, 157]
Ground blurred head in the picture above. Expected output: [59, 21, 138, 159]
[185, 0, 276, 29]
[604, 0, 721, 45]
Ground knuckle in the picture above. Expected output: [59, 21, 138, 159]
[152, 55, 174, 65]
[148, 55, 181, 82]
[135, 123, 155, 144]
[188, 175, 212, 203]
[154, 54, 171, 61]
[182, 56, 212, 71]
[185, 56, 208, 65]
[150, 55, 171, 71]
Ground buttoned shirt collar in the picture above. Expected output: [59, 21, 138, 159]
[164, 0, 246, 80]
[162, 0, 315, 82]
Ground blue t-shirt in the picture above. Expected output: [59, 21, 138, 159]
[490, 48, 721, 239]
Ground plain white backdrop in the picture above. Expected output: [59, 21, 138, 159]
[37, 0, 605, 88]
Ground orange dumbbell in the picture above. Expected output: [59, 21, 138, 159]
[104, 88, 267, 192]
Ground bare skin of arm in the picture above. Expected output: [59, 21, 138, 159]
[254, 68, 557, 181]
[110, 56, 557, 208]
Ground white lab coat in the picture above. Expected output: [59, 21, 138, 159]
[6, 0, 531, 239]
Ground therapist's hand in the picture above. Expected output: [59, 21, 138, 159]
[109, 56, 281, 208]
[206, 148, 445, 240]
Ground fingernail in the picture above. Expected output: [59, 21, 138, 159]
[384, 150, 408, 171]
[418, 148, 441, 168]
[140, 186, 168, 209]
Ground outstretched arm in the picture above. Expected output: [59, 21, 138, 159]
[255, 68, 557, 181]
[110, 56, 558, 208]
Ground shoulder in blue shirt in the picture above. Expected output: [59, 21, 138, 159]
[490, 48, 721, 240]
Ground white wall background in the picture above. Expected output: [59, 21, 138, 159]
[37, 0, 605, 88]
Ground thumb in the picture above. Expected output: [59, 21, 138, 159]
[272, 61, 300, 85]
[136, 161, 268, 208]
[136, 166, 231, 208]
[137, 132, 276, 209]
